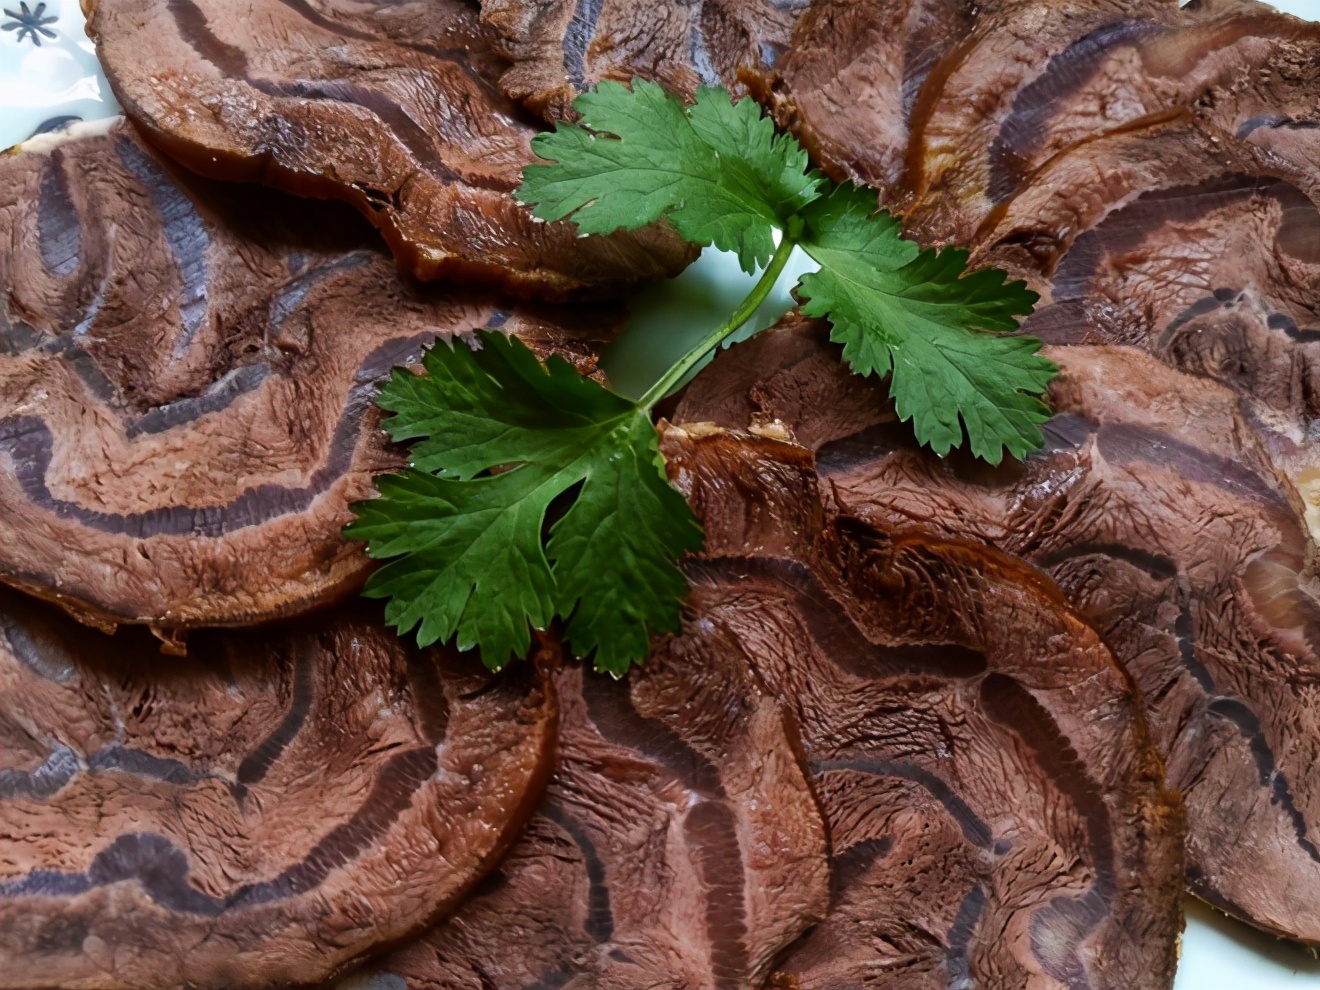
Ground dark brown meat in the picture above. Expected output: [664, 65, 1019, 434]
[657, 423, 1184, 990]
[0, 120, 622, 638]
[0, 590, 558, 990]
[679, 314, 1320, 944]
[82, 0, 694, 296]
[743, 0, 996, 205]
[477, 0, 808, 121]
[972, 116, 1320, 533]
[901, 0, 1320, 244]
[334, 654, 830, 989]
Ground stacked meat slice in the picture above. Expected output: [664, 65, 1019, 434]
[2, 0, 1318, 987]
[335, 425, 1181, 990]
[0, 121, 623, 639]
[0, 590, 558, 989]
[82, 0, 694, 295]
[748, 0, 1320, 532]
[681, 316, 1320, 943]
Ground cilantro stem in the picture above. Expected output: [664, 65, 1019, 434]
[638, 232, 799, 411]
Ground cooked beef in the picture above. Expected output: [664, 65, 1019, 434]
[477, 0, 808, 121]
[679, 313, 1320, 944]
[674, 314, 889, 451]
[972, 116, 1320, 533]
[658, 423, 1184, 989]
[898, 0, 1320, 244]
[0, 590, 558, 990]
[82, 0, 694, 297]
[1203, 38, 1320, 185]
[0, 120, 621, 639]
[335, 653, 830, 989]
[742, 0, 990, 203]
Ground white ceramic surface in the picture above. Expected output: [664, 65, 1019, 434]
[1266, 0, 1320, 18]
[0, 0, 117, 150]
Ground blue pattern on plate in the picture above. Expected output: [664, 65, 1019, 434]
[3, 3, 59, 46]
[0, 0, 118, 149]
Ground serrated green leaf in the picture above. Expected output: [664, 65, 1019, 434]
[518, 80, 823, 272]
[797, 185, 1053, 464]
[346, 332, 703, 671]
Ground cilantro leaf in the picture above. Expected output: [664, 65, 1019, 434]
[346, 332, 703, 672]
[796, 186, 1052, 464]
[518, 81, 823, 272]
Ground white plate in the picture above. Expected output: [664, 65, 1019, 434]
[0, 0, 117, 149]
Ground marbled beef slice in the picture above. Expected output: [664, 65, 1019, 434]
[82, 0, 695, 296]
[0, 120, 623, 639]
[0, 593, 558, 989]
[974, 116, 1320, 536]
[335, 656, 831, 990]
[477, 0, 809, 121]
[658, 423, 1185, 989]
[681, 313, 1320, 945]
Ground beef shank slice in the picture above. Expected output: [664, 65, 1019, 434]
[973, 116, 1320, 537]
[681, 313, 1320, 945]
[82, 0, 695, 296]
[336, 654, 830, 990]
[903, 0, 1320, 244]
[656, 423, 1185, 989]
[0, 120, 621, 636]
[742, 0, 996, 203]
[0, 591, 558, 990]
[478, 0, 808, 122]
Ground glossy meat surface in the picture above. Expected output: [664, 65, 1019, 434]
[0, 594, 557, 989]
[84, 0, 695, 295]
[0, 121, 621, 636]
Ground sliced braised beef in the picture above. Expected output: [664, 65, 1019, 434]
[335, 652, 830, 989]
[742, 0, 990, 203]
[0, 590, 558, 990]
[82, 0, 694, 296]
[972, 116, 1320, 531]
[0, 121, 621, 639]
[1200, 34, 1320, 185]
[680, 314, 1320, 944]
[657, 423, 1184, 989]
[477, 0, 808, 122]
[900, 0, 1320, 244]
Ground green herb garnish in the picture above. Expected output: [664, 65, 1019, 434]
[349, 81, 1052, 672]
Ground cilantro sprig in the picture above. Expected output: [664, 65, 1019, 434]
[346, 334, 701, 674]
[350, 81, 1054, 673]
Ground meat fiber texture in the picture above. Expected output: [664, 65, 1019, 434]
[744, 0, 1320, 575]
[335, 658, 830, 990]
[0, 591, 558, 989]
[742, 0, 990, 203]
[971, 114, 1320, 540]
[0, 120, 624, 637]
[82, 0, 695, 297]
[680, 313, 1320, 945]
[477, 0, 807, 121]
[657, 423, 1185, 990]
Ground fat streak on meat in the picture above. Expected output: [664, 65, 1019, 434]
[477, 0, 809, 121]
[680, 313, 1320, 944]
[657, 423, 1184, 989]
[972, 115, 1320, 537]
[82, 0, 695, 296]
[335, 655, 830, 990]
[0, 591, 558, 989]
[0, 120, 622, 638]
[742, 0, 991, 204]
